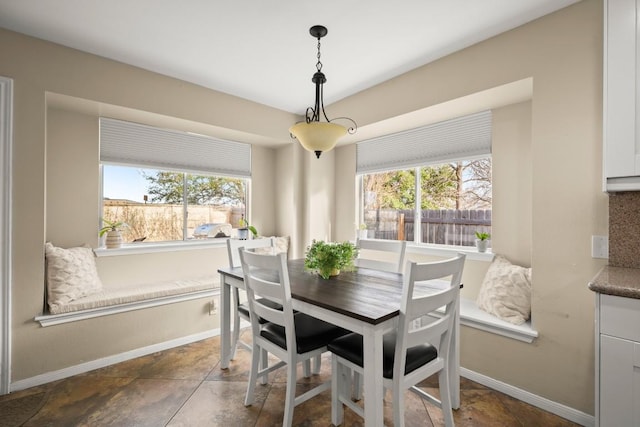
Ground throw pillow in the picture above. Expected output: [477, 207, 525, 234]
[254, 236, 290, 256]
[476, 255, 532, 325]
[45, 242, 103, 312]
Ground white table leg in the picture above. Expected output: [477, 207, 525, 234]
[362, 326, 385, 427]
[220, 272, 231, 369]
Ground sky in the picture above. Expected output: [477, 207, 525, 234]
[103, 165, 153, 203]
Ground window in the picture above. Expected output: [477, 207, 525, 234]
[99, 118, 251, 244]
[360, 158, 491, 246]
[102, 165, 247, 242]
[356, 111, 493, 246]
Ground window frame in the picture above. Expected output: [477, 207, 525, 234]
[358, 156, 492, 248]
[99, 162, 250, 247]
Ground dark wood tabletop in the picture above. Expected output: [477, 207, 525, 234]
[218, 258, 405, 325]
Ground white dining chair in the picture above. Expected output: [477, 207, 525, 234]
[351, 238, 408, 398]
[329, 254, 465, 427]
[226, 237, 276, 358]
[355, 238, 407, 273]
[239, 249, 350, 427]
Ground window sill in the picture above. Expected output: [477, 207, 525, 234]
[407, 243, 495, 262]
[94, 239, 227, 257]
[431, 297, 537, 343]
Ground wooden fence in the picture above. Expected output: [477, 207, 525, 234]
[363, 209, 491, 246]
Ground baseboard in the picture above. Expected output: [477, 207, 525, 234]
[461, 367, 595, 427]
[10, 328, 220, 393]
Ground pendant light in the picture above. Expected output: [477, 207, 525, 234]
[289, 25, 357, 159]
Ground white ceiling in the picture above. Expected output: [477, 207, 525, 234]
[0, 0, 580, 115]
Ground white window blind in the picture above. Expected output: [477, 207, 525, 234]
[100, 118, 251, 178]
[356, 110, 492, 174]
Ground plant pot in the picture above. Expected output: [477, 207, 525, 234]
[318, 267, 340, 279]
[106, 229, 123, 249]
[475, 239, 488, 253]
[358, 229, 368, 240]
[237, 228, 249, 240]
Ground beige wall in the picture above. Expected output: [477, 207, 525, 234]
[492, 102, 533, 268]
[0, 27, 290, 381]
[331, 0, 606, 414]
[46, 108, 100, 248]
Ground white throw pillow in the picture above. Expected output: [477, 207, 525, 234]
[254, 236, 290, 256]
[45, 242, 103, 311]
[476, 255, 532, 325]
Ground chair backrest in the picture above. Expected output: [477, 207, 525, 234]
[394, 254, 465, 382]
[355, 238, 407, 273]
[226, 237, 275, 268]
[239, 249, 296, 351]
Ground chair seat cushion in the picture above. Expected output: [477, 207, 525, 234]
[260, 313, 349, 354]
[328, 332, 437, 379]
[238, 298, 283, 324]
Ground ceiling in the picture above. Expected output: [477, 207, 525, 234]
[0, 0, 581, 116]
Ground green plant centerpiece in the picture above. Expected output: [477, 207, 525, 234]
[304, 240, 359, 279]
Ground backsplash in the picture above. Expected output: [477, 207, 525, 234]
[609, 191, 640, 268]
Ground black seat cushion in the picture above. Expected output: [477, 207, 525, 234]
[260, 313, 349, 354]
[328, 332, 437, 379]
[238, 298, 283, 324]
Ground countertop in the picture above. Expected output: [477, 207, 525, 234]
[589, 265, 640, 299]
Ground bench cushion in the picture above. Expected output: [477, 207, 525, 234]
[48, 276, 216, 314]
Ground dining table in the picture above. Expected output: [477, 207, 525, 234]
[218, 258, 460, 427]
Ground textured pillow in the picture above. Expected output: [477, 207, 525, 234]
[254, 236, 290, 256]
[476, 255, 532, 325]
[45, 242, 103, 311]
[274, 236, 290, 255]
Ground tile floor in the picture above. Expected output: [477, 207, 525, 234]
[0, 330, 581, 426]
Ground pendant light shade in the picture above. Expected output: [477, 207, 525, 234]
[289, 121, 347, 158]
[290, 25, 356, 159]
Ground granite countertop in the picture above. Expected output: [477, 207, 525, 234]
[589, 265, 640, 299]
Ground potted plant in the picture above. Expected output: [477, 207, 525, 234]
[99, 219, 126, 249]
[357, 223, 368, 240]
[237, 217, 258, 240]
[304, 240, 359, 279]
[475, 231, 491, 253]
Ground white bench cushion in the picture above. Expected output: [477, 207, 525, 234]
[48, 276, 217, 314]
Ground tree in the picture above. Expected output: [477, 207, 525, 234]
[363, 158, 491, 211]
[143, 171, 245, 205]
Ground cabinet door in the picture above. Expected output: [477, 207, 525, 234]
[605, 0, 640, 185]
[600, 334, 640, 426]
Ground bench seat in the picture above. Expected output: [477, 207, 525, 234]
[35, 276, 219, 327]
[48, 276, 217, 314]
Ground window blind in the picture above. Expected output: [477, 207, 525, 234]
[356, 110, 492, 174]
[100, 118, 251, 178]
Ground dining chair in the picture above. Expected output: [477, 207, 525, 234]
[355, 238, 407, 273]
[351, 238, 408, 398]
[226, 237, 276, 358]
[239, 248, 350, 427]
[329, 254, 465, 427]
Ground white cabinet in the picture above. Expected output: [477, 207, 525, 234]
[604, 0, 640, 191]
[596, 293, 640, 426]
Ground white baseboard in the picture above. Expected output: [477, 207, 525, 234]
[10, 328, 220, 393]
[461, 367, 595, 427]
